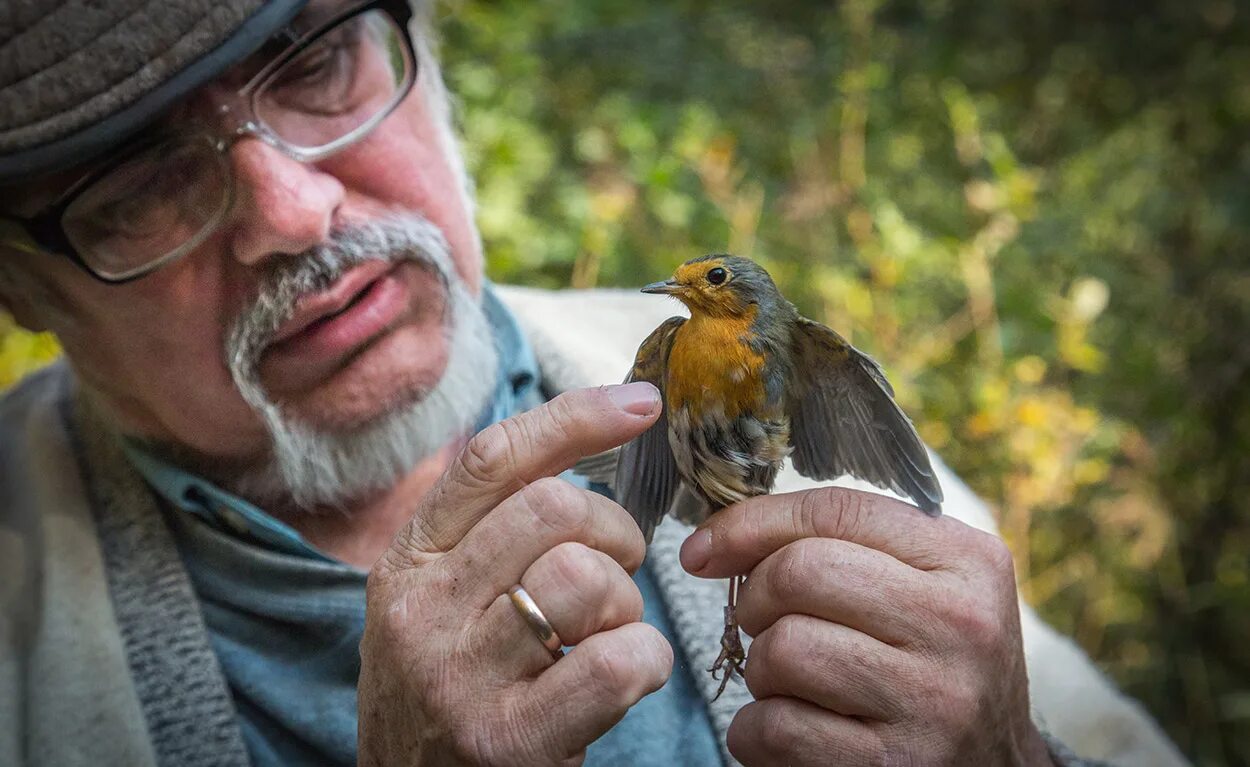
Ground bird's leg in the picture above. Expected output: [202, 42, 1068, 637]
[709, 574, 746, 700]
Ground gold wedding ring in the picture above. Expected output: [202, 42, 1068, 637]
[507, 584, 564, 661]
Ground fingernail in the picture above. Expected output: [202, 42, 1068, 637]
[608, 381, 660, 416]
[681, 527, 712, 573]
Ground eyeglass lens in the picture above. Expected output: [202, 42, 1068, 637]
[255, 11, 410, 150]
[60, 8, 411, 281]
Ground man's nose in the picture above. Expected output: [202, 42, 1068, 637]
[226, 139, 345, 267]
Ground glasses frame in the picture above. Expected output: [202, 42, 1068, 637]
[2, 0, 416, 284]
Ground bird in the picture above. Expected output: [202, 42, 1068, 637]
[595, 254, 943, 699]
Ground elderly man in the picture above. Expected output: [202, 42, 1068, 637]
[0, 1, 1187, 766]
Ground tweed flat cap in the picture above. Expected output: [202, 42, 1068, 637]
[0, 0, 307, 183]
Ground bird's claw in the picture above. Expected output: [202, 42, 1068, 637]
[709, 604, 746, 701]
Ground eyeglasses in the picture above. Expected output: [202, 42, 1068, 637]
[2, 0, 416, 284]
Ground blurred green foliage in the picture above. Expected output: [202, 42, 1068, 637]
[1, 0, 1246, 762]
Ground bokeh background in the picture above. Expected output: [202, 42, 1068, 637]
[2, 0, 1247, 763]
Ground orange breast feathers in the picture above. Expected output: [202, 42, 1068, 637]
[665, 307, 769, 420]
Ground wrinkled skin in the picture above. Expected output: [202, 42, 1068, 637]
[680, 489, 1054, 766]
[359, 385, 674, 766]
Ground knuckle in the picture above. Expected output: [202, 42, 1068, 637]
[945, 592, 1005, 651]
[633, 625, 674, 679]
[756, 701, 796, 757]
[805, 487, 869, 542]
[728, 495, 768, 551]
[583, 642, 636, 707]
[383, 513, 445, 568]
[933, 676, 982, 732]
[527, 474, 584, 508]
[547, 542, 609, 600]
[972, 607, 1007, 650]
[837, 491, 871, 540]
[374, 539, 410, 575]
[769, 540, 819, 603]
[459, 423, 512, 487]
[616, 585, 645, 625]
[746, 627, 777, 677]
[956, 524, 1013, 570]
[363, 563, 394, 606]
[725, 713, 751, 761]
[976, 532, 1017, 579]
[756, 614, 808, 677]
[496, 416, 541, 467]
[543, 390, 583, 436]
[744, 629, 787, 695]
[608, 575, 646, 624]
[367, 588, 421, 655]
[772, 613, 809, 652]
[606, 502, 647, 572]
[446, 727, 484, 764]
[903, 656, 959, 713]
[521, 478, 591, 538]
[893, 661, 938, 715]
[647, 629, 675, 684]
[793, 487, 826, 535]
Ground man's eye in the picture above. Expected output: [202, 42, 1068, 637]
[265, 37, 364, 118]
[265, 18, 371, 111]
[92, 189, 173, 236]
[276, 42, 349, 89]
[90, 165, 195, 236]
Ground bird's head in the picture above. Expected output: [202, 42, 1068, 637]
[641, 254, 782, 318]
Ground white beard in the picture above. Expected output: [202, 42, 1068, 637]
[224, 214, 498, 511]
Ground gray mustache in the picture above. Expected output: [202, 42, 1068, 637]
[226, 215, 453, 376]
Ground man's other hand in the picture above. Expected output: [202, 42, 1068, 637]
[359, 384, 673, 766]
[681, 487, 1055, 767]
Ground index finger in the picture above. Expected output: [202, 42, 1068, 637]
[387, 383, 661, 564]
[679, 486, 958, 578]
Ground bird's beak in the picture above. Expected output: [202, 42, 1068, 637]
[641, 279, 681, 295]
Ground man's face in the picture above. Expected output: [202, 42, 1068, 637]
[3, 15, 488, 500]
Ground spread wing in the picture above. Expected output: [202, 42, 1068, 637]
[786, 317, 943, 516]
[614, 316, 685, 542]
[569, 448, 618, 485]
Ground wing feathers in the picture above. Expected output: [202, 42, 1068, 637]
[787, 318, 943, 516]
[572, 447, 620, 485]
[613, 317, 686, 542]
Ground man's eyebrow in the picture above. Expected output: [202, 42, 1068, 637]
[214, 0, 349, 87]
[214, 39, 295, 88]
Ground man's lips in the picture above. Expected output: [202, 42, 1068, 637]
[257, 259, 414, 397]
[270, 260, 398, 346]
[254, 259, 450, 405]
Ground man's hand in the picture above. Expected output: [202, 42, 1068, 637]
[680, 488, 1054, 767]
[359, 384, 674, 767]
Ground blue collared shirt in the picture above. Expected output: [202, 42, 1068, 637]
[127, 286, 722, 766]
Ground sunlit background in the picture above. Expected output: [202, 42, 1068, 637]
[3, 0, 1247, 763]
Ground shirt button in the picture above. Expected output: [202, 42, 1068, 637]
[217, 505, 251, 536]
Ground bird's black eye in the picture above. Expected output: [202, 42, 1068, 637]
[707, 267, 727, 285]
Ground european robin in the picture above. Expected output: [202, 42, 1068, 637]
[608, 254, 942, 698]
